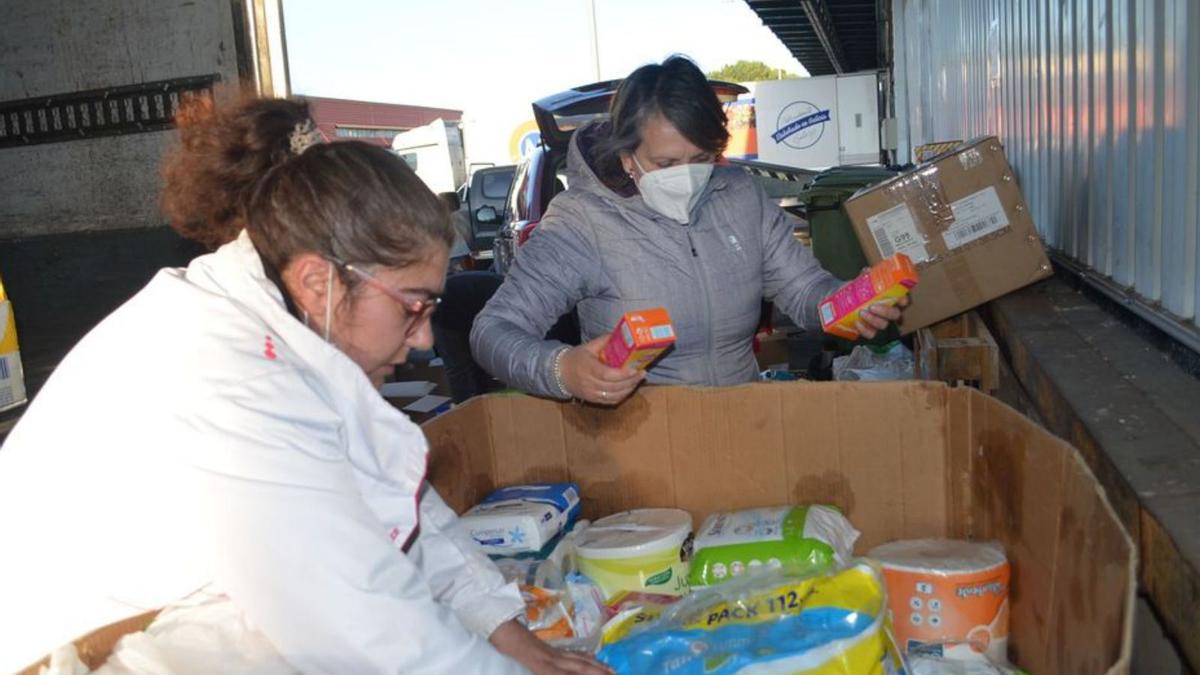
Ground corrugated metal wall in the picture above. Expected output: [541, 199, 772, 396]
[892, 0, 1200, 335]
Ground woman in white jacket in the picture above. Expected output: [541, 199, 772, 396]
[0, 98, 607, 674]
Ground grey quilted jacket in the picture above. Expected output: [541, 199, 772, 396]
[470, 120, 840, 398]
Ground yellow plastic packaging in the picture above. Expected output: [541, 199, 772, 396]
[598, 562, 901, 674]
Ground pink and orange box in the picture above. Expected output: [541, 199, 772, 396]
[601, 308, 677, 370]
[602, 260, 915, 369]
[819, 253, 919, 340]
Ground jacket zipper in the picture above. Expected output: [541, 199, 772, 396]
[684, 227, 720, 385]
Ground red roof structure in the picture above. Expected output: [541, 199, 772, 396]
[303, 96, 463, 147]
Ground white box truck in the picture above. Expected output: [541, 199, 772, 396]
[729, 71, 882, 170]
[391, 118, 468, 195]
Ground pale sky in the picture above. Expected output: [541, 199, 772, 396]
[281, 0, 806, 163]
[283, 0, 805, 109]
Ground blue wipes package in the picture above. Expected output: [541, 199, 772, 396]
[457, 483, 581, 555]
[598, 607, 888, 675]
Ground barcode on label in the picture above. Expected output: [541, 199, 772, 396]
[945, 187, 1009, 249]
[873, 229, 896, 258]
[947, 215, 1001, 247]
[650, 325, 674, 340]
[0, 355, 9, 381]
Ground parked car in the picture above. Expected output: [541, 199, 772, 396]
[460, 164, 515, 254]
[493, 79, 749, 274]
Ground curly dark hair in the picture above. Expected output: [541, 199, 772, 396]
[160, 94, 454, 305]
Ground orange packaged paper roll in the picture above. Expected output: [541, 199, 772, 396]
[869, 539, 1011, 663]
[601, 308, 677, 371]
[818, 253, 918, 340]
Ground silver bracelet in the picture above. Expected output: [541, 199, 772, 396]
[552, 347, 571, 399]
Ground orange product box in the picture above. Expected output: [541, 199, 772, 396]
[602, 308, 676, 371]
[819, 253, 919, 340]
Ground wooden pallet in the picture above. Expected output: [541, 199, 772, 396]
[915, 311, 1000, 392]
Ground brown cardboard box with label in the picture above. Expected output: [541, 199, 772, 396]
[844, 137, 1052, 333]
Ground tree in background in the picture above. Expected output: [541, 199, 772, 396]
[707, 60, 800, 82]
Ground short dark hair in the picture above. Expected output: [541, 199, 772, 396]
[593, 56, 730, 191]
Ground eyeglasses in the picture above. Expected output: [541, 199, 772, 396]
[330, 258, 442, 328]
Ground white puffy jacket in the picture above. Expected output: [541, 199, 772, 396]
[0, 233, 527, 674]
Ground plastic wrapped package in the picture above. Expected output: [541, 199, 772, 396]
[688, 505, 860, 587]
[493, 558, 577, 642]
[456, 482, 582, 556]
[491, 523, 615, 654]
[600, 593, 682, 645]
[561, 572, 609, 651]
[833, 342, 915, 381]
[906, 653, 1026, 675]
[597, 562, 900, 674]
[868, 539, 1010, 663]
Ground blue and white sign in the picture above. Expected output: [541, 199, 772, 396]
[752, 77, 842, 169]
[771, 101, 831, 148]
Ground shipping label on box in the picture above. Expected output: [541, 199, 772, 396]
[865, 202, 929, 263]
[943, 186, 1011, 250]
[844, 137, 1052, 333]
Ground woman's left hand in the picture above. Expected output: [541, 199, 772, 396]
[854, 296, 910, 340]
[490, 619, 614, 674]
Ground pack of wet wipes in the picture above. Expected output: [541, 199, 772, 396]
[457, 483, 582, 556]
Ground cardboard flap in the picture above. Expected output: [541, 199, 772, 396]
[431, 383, 954, 549]
[964, 389, 1134, 674]
[423, 395, 499, 513]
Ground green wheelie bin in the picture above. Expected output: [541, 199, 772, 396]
[797, 166, 901, 351]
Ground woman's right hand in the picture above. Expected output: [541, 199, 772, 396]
[560, 337, 645, 405]
[490, 619, 613, 674]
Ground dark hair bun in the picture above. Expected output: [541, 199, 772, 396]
[161, 96, 310, 248]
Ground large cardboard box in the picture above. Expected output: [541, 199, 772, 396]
[844, 137, 1053, 333]
[426, 383, 1134, 674]
[28, 384, 1134, 674]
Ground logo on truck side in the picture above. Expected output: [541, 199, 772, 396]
[772, 100, 831, 149]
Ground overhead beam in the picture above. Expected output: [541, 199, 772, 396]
[798, 0, 848, 73]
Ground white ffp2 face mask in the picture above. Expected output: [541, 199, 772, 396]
[632, 155, 714, 224]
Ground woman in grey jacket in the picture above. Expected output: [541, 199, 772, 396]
[472, 56, 902, 405]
